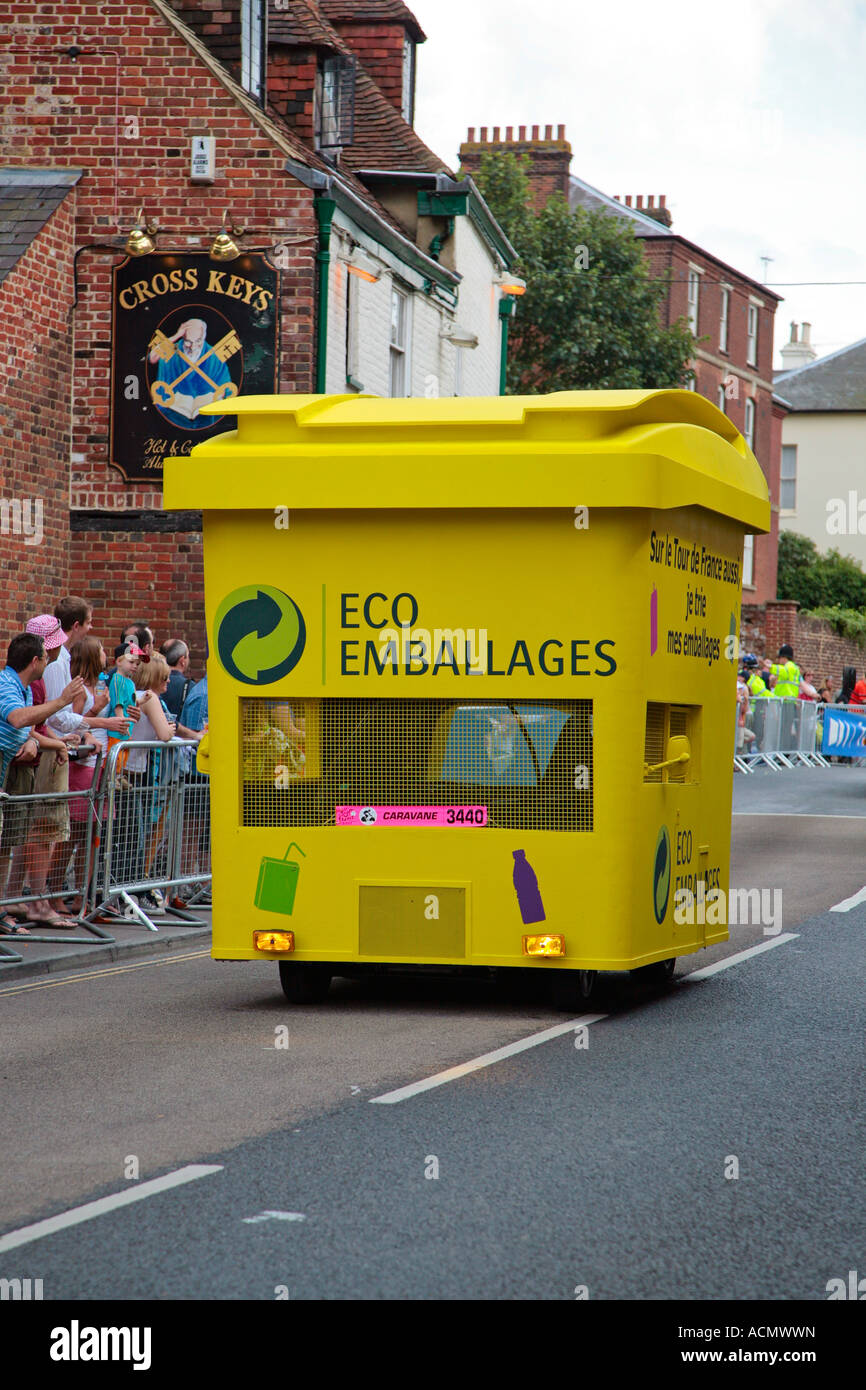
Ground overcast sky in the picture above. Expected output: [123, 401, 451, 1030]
[412, 0, 866, 370]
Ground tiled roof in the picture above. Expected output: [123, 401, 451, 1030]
[341, 65, 450, 175]
[774, 338, 866, 411]
[569, 174, 672, 237]
[152, 0, 445, 262]
[268, 0, 344, 49]
[319, 0, 426, 42]
[0, 169, 82, 286]
[268, 4, 448, 180]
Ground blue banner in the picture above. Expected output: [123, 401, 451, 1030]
[822, 708, 866, 754]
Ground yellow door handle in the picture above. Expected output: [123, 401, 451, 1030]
[196, 731, 210, 774]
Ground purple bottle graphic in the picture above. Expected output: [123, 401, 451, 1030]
[650, 585, 658, 656]
[512, 849, 546, 925]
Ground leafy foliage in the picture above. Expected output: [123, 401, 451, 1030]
[777, 531, 866, 610]
[470, 150, 695, 393]
[806, 607, 866, 649]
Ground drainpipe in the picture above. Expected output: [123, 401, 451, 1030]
[428, 216, 455, 263]
[498, 295, 515, 396]
[314, 195, 336, 394]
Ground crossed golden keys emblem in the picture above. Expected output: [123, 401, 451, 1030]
[148, 327, 241, 412]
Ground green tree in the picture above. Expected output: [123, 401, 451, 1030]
[470, 150, 695, 393]
[777, 530, 866, 609]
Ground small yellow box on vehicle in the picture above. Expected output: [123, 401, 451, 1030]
[164, 390, 769, 1006]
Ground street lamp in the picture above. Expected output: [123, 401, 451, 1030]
[497, 273, 527, 396]
[440, 321, 479, 348]
[346, 247, 381, 282]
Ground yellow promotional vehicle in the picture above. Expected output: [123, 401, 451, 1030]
[164, 391, 769, 1007]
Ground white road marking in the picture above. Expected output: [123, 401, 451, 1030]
[370, 1015, 607, 1105]
[372, 936, 804, 1104]
[684, 933, 799, 979]
[732, 812, 866, 819]
[830, 885, 866, 912]
[0, 1164, 223, 1255]
[242, 1210, 306, 1224]
[0, 949, 211, 997]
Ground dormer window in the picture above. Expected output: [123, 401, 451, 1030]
[240, 0, 266, 104]
[402, 36, 415, 123]
[316, 54, 357, 153]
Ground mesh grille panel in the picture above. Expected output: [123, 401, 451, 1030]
[644, 703, 666, 783]
[644, 702, 699, 784]
[241, 698, 593, 831]
[668, 706, 689, 783]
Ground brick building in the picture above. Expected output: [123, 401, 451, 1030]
[459, 126, 785, 605]
[0, 1, 515, 664]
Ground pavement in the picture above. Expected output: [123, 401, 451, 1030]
[0, 900, 211, 978]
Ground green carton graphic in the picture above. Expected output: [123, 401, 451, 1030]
[254, 843, 306, 916]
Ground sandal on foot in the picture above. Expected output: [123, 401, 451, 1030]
[0, 913, 30, 935]
[31, 910, 78, 929]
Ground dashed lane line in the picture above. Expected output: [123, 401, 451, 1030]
[684, 931, 799, 979]
[830, 886, 866, 912]
[370, 934, 801, 1103]
[370, 1015, 608, 1104]
[0, 1165, 223, 1255]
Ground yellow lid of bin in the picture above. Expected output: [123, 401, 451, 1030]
[163, 390, 770, 532]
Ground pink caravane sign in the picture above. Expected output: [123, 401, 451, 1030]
[336, 805, 488, 826]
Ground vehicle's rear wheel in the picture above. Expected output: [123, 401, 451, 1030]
[278, 962, 332, 1004]
[551, 968, 598, 1010]
[632, 958, 676, 985]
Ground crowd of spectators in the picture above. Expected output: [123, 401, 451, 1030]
[736, 644, 866, 758]
[0, 597, 208, 934]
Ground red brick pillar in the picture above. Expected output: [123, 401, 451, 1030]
[764, 599, 798, 655]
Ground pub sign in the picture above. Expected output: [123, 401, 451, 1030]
[110, 252, 278, 482]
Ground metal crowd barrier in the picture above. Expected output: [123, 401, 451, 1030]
[0, 749, 117, 965]
[0, 739, 210, 966]
[815, 702, 866, 768]
[82, 738, 211, 933]
[734, 697, 829, 774]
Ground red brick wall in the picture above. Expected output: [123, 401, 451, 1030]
[329, 20, 407, 114]
[0, 197, 76, 633]
[0, 0, 317, 658]
[742, 602, 866, 688]
[166, 0, 243, 80]
[267, 46, 317, 142]
[642, 239, 775, 384]
[642, 237, 780, 604]
[459, 126, 572, 210]
[71, 519, 207, 671]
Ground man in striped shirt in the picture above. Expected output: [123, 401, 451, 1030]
[0, 633, 85, 933]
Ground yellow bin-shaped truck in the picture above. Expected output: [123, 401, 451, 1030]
[164, 390, 769, 1006]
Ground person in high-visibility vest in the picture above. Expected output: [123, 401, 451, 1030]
[762, 644, 800, 698]
[742, 653, 768, 697]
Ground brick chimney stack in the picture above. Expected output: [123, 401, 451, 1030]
[779, 321, 817, 372]
[459, 124, 572, 210]
[613, 193, 672, 228]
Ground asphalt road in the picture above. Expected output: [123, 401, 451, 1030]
[1, 766, 863, 1300]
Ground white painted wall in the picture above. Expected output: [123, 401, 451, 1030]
[449, 215, 502, 396]
[324, 209, 503, 399]
[779, 413, 866, 564]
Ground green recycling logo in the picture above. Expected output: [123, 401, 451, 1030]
[653, 825, 671, 924]
[215, 585, 306, 686]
